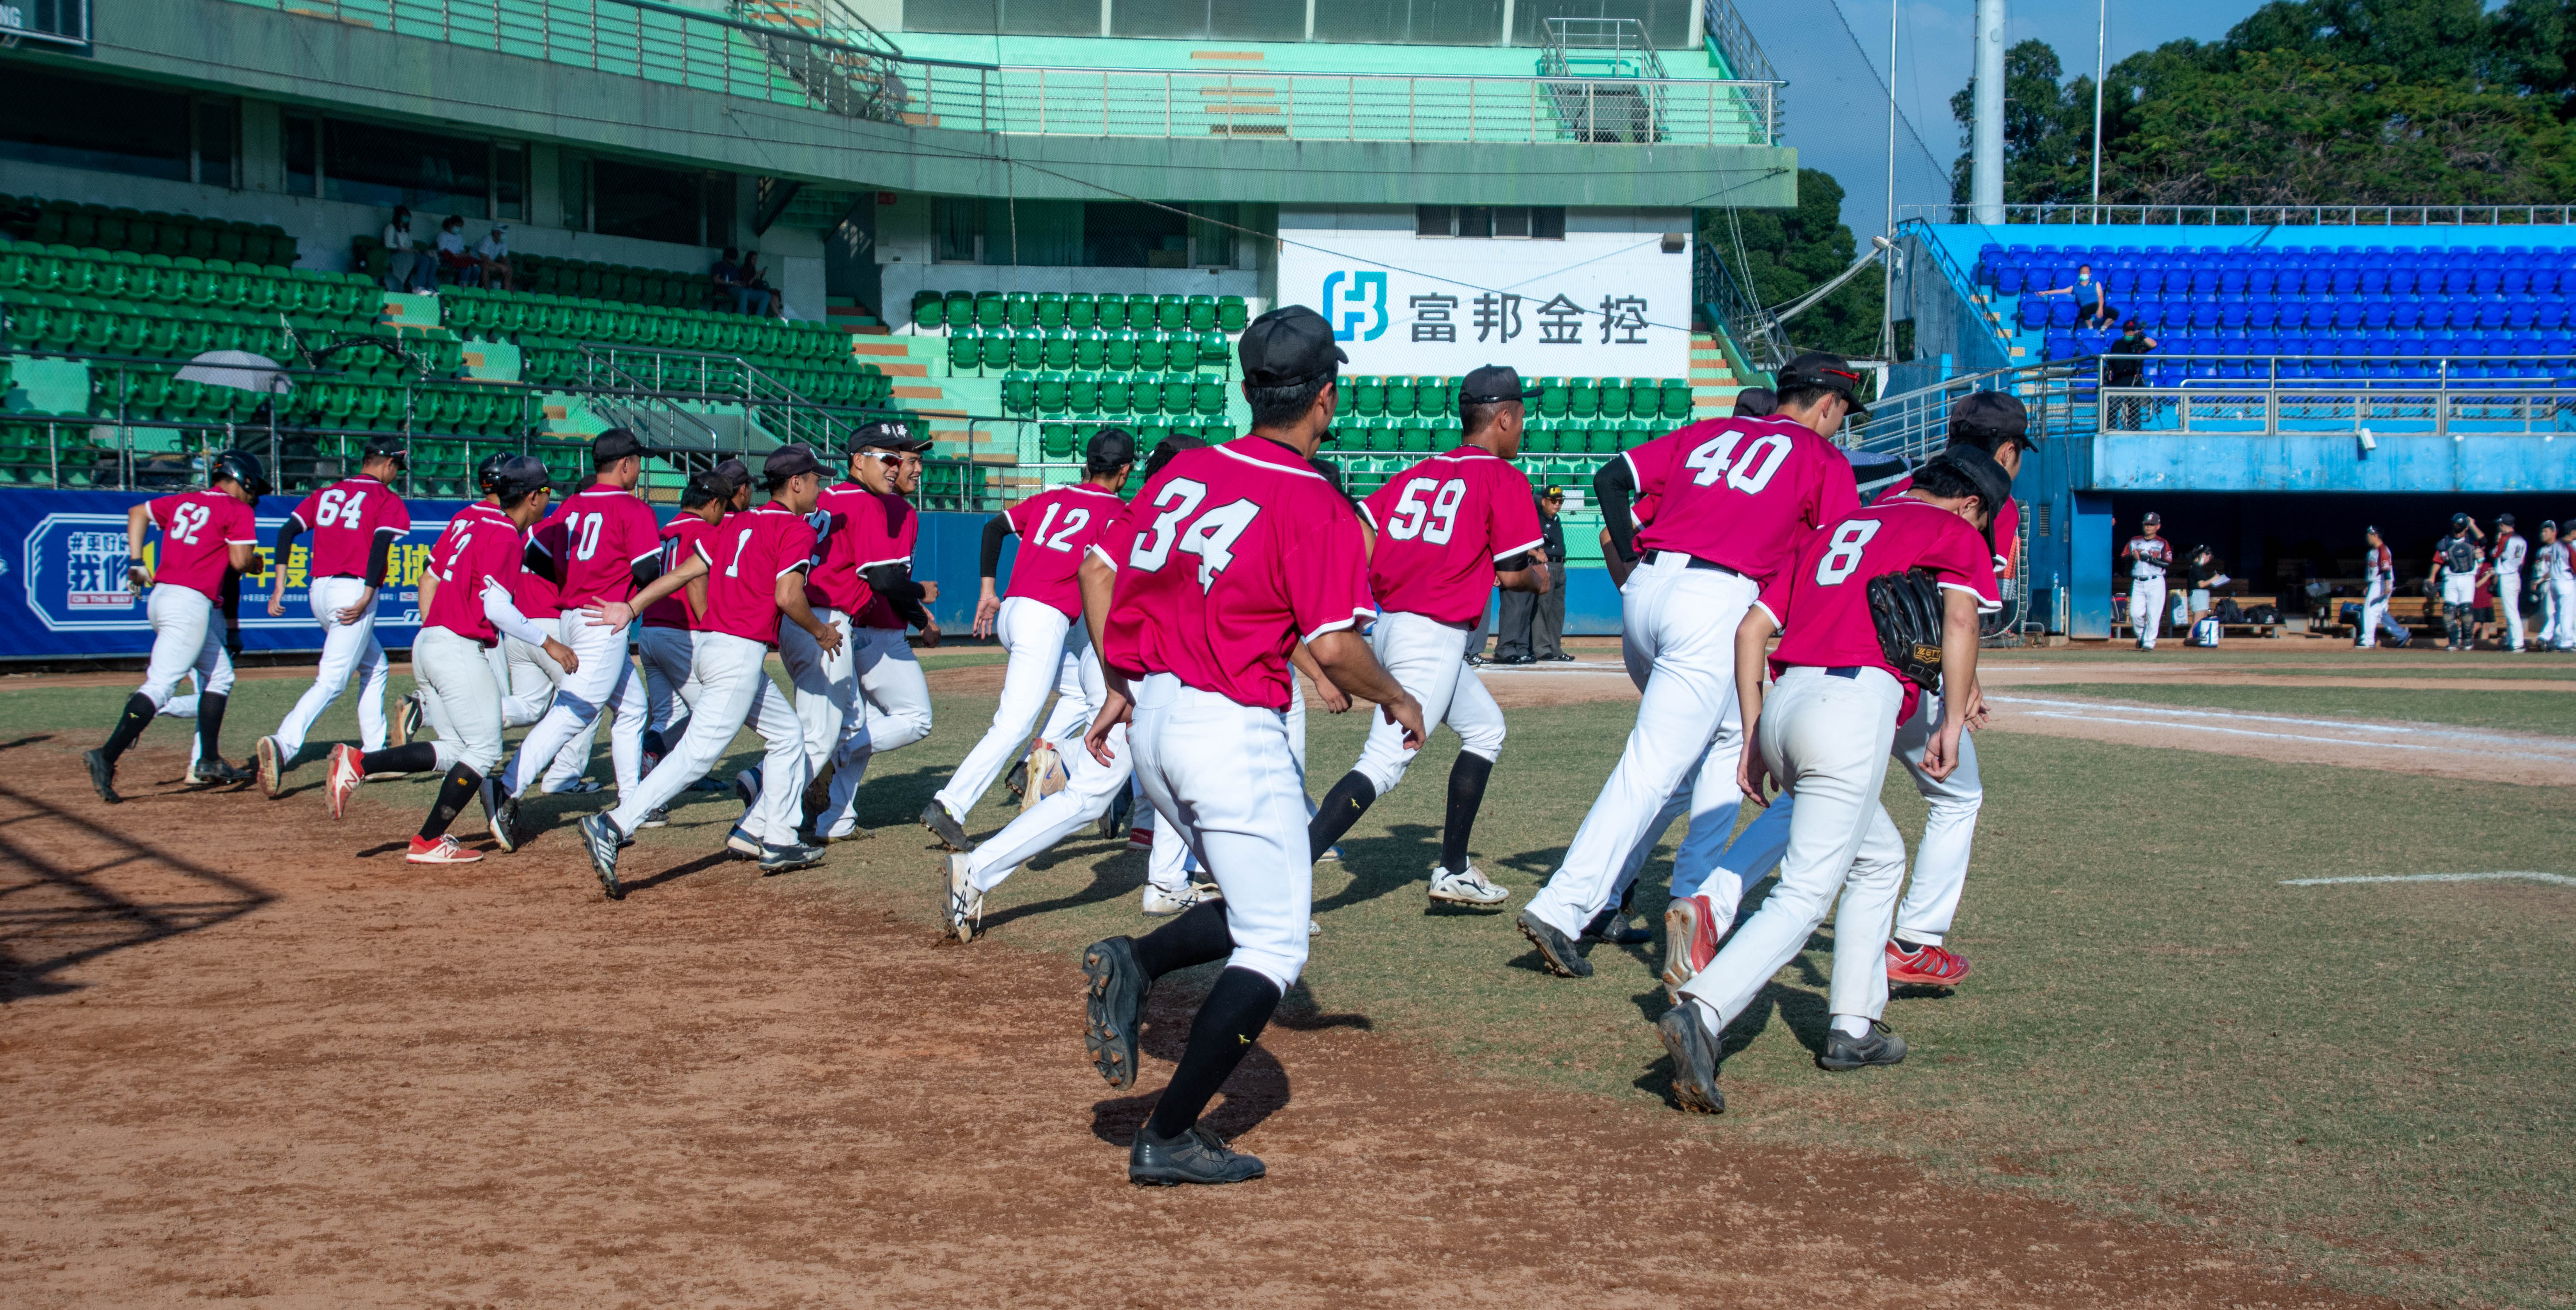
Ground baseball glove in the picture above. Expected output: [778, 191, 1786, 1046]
[1866, 567, 1947, 689]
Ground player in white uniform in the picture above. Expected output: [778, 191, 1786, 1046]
[2356, 526, 2408, 649]
[2121, 512, 2173, 649]
[256, 438, 410, 796]
[2537, 521, 2575, 651]
[2433, 513, 2486, 652]
[805, 429, 940, 842]
[1303, 364, 1551, 908]
[2492, 514, 2530, 652]
[1665, 393, 2033, 994]
[1657, 450, 2009, 1113]
[920, 429, 1133, 850]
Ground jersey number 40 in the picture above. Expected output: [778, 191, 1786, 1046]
[1683, 430, 1793, 494]
[1130, 477, 1262, 589]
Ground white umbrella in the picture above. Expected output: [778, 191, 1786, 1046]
[175, 350, 293, 396]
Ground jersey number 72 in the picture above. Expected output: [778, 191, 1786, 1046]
[1130, 477, 1262, 589]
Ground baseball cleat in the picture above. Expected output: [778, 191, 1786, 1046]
[1656, 1006, 1726, 1114]
[546, 777, 603, 795]
[578, 813, 625, 899]
[486, 792, 523, 854]
[83, 748, 121, 805]
[404, 834, 483, 865]
[1662, 895, 1724, 997]
[942, 852, 983, 940]
[757, 839, 826, 875]
[392, 692, 423, 747]
[1318, 844, 1344, 862]
[324, 744, 364, 820]
[255, 736, 285, 799]
[1098, 786, 1134, 841]
[1140, 882, 1220, 916]
[1818, 1020, 1909, 1071]
[1126, 824, 1155, 853]
[1428, 863, 1509, 907]
[920, 800, 973, 852]
[725, 826, 762, 859]
[733, 767, 761, 812]
[1516, 909, 1593, 978]
[1886, 939, 1972, 987]
[1128, 1122, 1266, 1186]
[637, 806, 669, 829]
[186, 756, 250, 786]
[1003, 756, 1028, 798]
[1081, 935, 1147, 1089]
[1583, 905, 1654, 945]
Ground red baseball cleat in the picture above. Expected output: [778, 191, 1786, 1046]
[325, 743, 365, 820]
[1886, 939, 1972, 987]
[405, 835, 484, 865]
[1661, 894, 1724, 997]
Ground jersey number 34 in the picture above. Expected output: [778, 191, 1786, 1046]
[1130, 477, 1261, 589]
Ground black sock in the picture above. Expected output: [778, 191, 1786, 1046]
[642, 728, 667, 758]
[360, 742, 441, 776]
[1131, 899, 1233, 980]
[1893, 933, 1930, 951]
[195, 693, 228, 763]
[1145, 966, 1282, 1140]
[420, 764, 481, 841]
[100, 692, 157, 762]
[1440, 752, 1494, 872]
[1307, 770, 1377, 862]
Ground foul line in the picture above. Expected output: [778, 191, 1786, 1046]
[1991, 695, 2576, 756]
[2014, 709, 2438, 752]
[2280, 871, 2576, 887]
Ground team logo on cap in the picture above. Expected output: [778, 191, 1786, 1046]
[1321, 271, 1389, 343]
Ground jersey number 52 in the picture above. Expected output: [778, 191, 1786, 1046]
[1130, 478, 1262, 589]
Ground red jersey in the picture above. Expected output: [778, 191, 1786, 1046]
[1623, 417, 1859, 584]
[1755, 497, 2003, 721]
[832, 486, 917, 630]
[693, 501, 818, 645]
[531, 483, 663, 609]
[286, 475, 409, 581]
[805, 483, 872, 615]
[1358, 447, 1545, 625]
[424, 502, 532, 645]
[1003, 482, 1125, 618]
[147, 490, 256, 602]
[643, 514, 721, 631]
[1876, 473, 2021, 578]
[1100, 437, 1376, 712]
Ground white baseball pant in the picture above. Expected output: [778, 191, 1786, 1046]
[1131, 771, 1197, 891]
[1687, 691, 1982, 945]
[637, 626, 702, 738]
[1676, 666, 1908, 1035]
[411, 626, 505, 774]
[138, 585, 234, 709]
[501, 614, 646, 798]
[2129, 575, 2167, 647]
[2442, 572, 2477, 608]
[781, 606, 855, 799]
[2359, 583, 2394, 648]
[1350, 609, 1503, 795]
[1523, 553, 1754, 939]
[2499, 573, 2527, 651]
[1130, 671, 1309, 991]
[934, 596, 1095, 823]
[605, 631, 807, 846]
[270, 575, 389, 758]
[2552, 577, 2576, 649]
[814, 626, 935, 837]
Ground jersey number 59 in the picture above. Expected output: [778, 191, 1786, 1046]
[1130, 478, 1262, 589]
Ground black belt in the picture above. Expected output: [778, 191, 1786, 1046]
[1824, 666, 1862, 679]
[1647, 550, 1744, 578]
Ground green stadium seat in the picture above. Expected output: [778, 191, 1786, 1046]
[1217, 295, 1247, 332]
[913, 290, 943, 329]
[1094, 295, 1126, 332]
[948, 331, 979, 372]
[1567, 377, 1599, 419]
[1010, 330, 1043, 370]
[1104, 330, 1137, 371]
[1625, 378, 1661, 418]
[1352, 376, 1385, 416]
[1075, 329, 1105, 370]
[1035, 292, 1065, 328]
[944, 292, 974, 330]
[1597, 379, 1631, 420]
[1068, 371, 1099, 414]
[1135, 331, 1167, 372]
[1067, 292, 1097, 329]
[979, 331, 1011, 371]
[1100, 376, 1132, 413]
[1186, 294, 1216, 333]
[1042, 330, 1075, 371]
[1126, 294, 1156, 331]
[1003, 370, 1036, 414]
[1006, 292, 1036, 329]
[975, 293, 1005, 329]
[1197, 330, 1230, 375]
[1166, 333, 1199, 373]
[1661, 377, 1692, 419]
[1127, 375, 1160, 414]
[1621, 421, 1655, 450]
[1040, 423, 1078, 460]
[1155, 294, 1185, 331]
[1522, 422, 1557, 455]
[1382, 375, 1415, 419]
[1034, 373, 1068, 414]
[1192, 380, 1223, 415]
[1161, 379, 1193, 414]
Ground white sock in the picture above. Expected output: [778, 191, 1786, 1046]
[1832, 1013, 1873, 1039]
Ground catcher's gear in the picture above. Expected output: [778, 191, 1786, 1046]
[2441, 536, 2482, 574]
[213, 448, 271, 498]
[1867, 567, 1947, 689]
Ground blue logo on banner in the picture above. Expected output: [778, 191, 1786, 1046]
[1321, 271, 1388, 342]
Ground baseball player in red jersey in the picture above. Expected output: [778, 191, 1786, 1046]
[84, 450, 269, 803]
[482, 430, 666, 850]
[805, 426, 939, 842]
[1515, 353, 1865, 978]
[922, 429, 1135, 850]
[255, 438, 411, 797]
[323, 456, 572, 864]
[1067, 308, 1426, 1186]
[632, 469, 738, 825]
[1302, 364, 1550, 908]
[1671, 394, 2034, 992]
[578, 445, 845, 894]
[1658, 450, 2009, 1113]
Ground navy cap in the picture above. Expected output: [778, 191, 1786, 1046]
[1731, 387, 1778, 417]
[854, 419, 929, 452]
[764, 443, 825, 482]
[1459, 364, 1540, 405]
[1237, 305, 1348, 388]
[1086, 427, 1137, 468]
[489, 454, 552, 501]
[2142, 511, 2163, 525]
[712, 458, 751, 494]
[362, 435, 409, 465]
[594, 427, 652, 464]
[1948, 392, 2030, 448]
[2499, 513, 2517, 528]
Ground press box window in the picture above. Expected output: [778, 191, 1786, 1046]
[1417, 205, 1564, 238]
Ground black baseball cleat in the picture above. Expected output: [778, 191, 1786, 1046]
[1003, 757, 1028, 798]
[1516, 909, 1593, 978]
[920, 800, 972, 852]
[186, 756, 251, 786]
[1582, 904, 1654, 946]
[1657, 1006, 1726, 1114]
[1817, 1020, 1909, 1071]
[637, 806, 669, 829]
[757, 839, 826, 875]
[1128, 1122, 1266, 1186]
[1082, 935, 1147, 1088]
[254, 736, 285, 799]
[84, 748, 121, 804]
[578, 813, 625, 900]
[487, 792, 523, 854]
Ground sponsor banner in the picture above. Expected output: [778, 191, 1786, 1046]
[1279, 231, 1692, 381]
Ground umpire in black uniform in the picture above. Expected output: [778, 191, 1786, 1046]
[1496, 485, 1570, 663]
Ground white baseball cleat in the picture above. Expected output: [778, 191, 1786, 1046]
[404, 835, 483, 865]
[943, 852, 983, 941]
[1429, 864, 1510, 906]
[324, 743, 364, 820]
[1141, 882, 1224, 916]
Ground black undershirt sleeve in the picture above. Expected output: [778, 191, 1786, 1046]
[1593, 457, 1641, 563]
[524, 540, 559, 584]
[862, 562, 933, 629]
[274, 517, 304, 566]
[1497, 551, 1533, 571]
[631, 554, 663, 589]
[366, 529, 395, 587]
[979, 514, 1010, 578]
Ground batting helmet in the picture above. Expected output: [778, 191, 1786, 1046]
[212, 449, 270, 498]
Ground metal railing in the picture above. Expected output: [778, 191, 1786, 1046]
[1693, 238, 1789, 369]
[1900, 202, 2576, 228]
[572, 343, 864, 453]
[1700, 0, 1774, 83]
[1537, 17, 1668, 143]
[2094, 354, 2576, 437]
[222, 0, 1784, 145]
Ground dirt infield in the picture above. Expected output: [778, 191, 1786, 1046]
[0, 741, 2379, 1308]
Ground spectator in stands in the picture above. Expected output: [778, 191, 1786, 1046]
[470, 223, 514, 292]
[433, 216, 479, 289]
[2102, 318, 2158, 428]
[713, 247, 770, 316]
[381, 206, 435, 294]
[739, 250, 785, 318]
[2039, 263, 2115, 328]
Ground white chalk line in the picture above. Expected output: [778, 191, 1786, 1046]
[2013, 710, 2453, 752]
[2280, 871, 2576, 887]
[1991, 694, 2576, 756]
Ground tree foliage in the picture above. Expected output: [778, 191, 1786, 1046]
[1703, 168, 1884, 359]
[1949, 0, 2576, 206]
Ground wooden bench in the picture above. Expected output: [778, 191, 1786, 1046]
[2309, 595, 2441, 639]
[2111, 593, 2286, 640]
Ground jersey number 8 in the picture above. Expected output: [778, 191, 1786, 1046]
[1130, 477, 1262, 589]
[1814, 518, 1882, 585]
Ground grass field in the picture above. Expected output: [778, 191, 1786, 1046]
[10, 652, 2572, 1308]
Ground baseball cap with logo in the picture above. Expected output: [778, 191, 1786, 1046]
[362, 435, 409, 468]
[489, 454, 553, 502]
[1777, 351, 1871, 418]
[1238, 305, 1348, 388]
[2143, 510, 2163, 525]
[1542, 484, 1565, 500]
[764, 443, 825, 483]
[855, 419, 928, 452]
[1459, 364, 1541, 405]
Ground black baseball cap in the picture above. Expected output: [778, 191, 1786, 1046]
[2142, 510, 2163, 525]
[854, 419, 929, 452]
[1541, 484, 1565, 500]
[362, 436, 409, 466]
[765, 443, 825, 483]
[1934, 445, 2015, 549]
[489, 454, 552, 501]
[594, 427, 652, 464]
[2451, 512, 2471, 528]
[2499, 513, 2518, 528]
[1238, 305, 1347, 388]
[1460, 364, 1540, 405]
[1086, 428, 1137, 468]
[1142, 435, 1207, 482]
[1732, 387, 1778, 417]
[1948, 392, 2031, 449]
[1778, 351, 1870, 418]
[712, 457, 751, 495]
